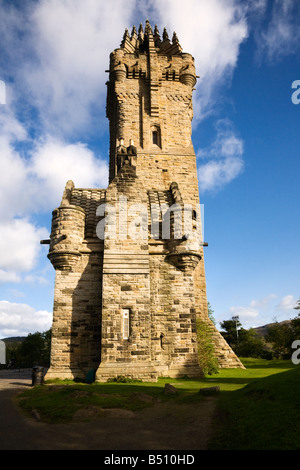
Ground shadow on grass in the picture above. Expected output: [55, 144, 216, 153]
[242, 360, 295, 370]
[209, 366, 300, 450]
[18, 379, 208, 423]
[19, 360, 297, 428]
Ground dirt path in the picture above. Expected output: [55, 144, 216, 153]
[0, 370, 218, 450]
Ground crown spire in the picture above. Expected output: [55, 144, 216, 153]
[119, 20, 182, 55]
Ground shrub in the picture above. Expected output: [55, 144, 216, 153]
[107, 375, 142, 383]
[196, 319, 219, 376]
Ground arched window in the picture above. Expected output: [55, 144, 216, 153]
[153, 131, 158, 145]
[151, 125, 161, 147]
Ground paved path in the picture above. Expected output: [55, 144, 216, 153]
[0, 369, 37, 450]
[0, 369, 32, 390]
[0, 370, 218, 450]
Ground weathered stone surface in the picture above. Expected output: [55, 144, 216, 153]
[45, 21, 244, 383]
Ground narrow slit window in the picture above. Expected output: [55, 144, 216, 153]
[151, 126, 161, 147]
[122, 309, 130, 340]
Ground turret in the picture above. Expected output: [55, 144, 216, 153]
[47, 180, 86, 271]
[106, 20, 198, 182]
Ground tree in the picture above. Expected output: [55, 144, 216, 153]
[265, 322, 293, 359]
[6, 329, 51, 368]
[220, 316, 242, 346]
[234, 328, 269, 358]
[291, 300, 300, 338]
[220, 316, 268, 358]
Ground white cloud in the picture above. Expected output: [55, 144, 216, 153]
[0, 103, 27, 139]
[276, 294, 297, 312]
[0, 270, 21, 284]
[0, 140, 34, 221]
[198, 157, 244, 193]
[29, 135, 109, 209]
[0, 110, 108, 282]
[0, 107, 109, 216]
[255, 0, 300, 62]
[0, 218, 48, 273]
[0, 135, 108, 282]
[0, 300, 52, 338]
[24, 274, 50, 286]
[16, 0, 136, 138]
[230, 305, 259, 322]
[197, 119, 244, 192]
[149, 0, 248, 120]
[228, 293, 298, 328]
[250, 294, 277, 310]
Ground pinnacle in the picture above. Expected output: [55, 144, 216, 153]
[131, 25, 137, 37]
[120, 20, 182, 55]
[172, 32, 179, 45]
[162, 27, 169, 41]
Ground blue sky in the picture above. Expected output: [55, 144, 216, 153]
[0, 0, 299, 337]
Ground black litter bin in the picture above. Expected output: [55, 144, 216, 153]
[32, 366, 44, 386]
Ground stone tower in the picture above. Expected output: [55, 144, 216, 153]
[45, 21, 243, 382]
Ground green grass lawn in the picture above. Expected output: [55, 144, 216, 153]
[17, 358, 300, 449]
[208, 358, 300, 450]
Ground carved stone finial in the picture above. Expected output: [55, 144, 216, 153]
[172, 31, 179, 45]
[138, 23, 144, 42]
[162, 28, 169, 41]
[120, 28, 130, 48]
[130, 25, 139, 49]
[154, 24, 161, 46]
[131, 25, 137, 38]
[61, 180, 74, 206]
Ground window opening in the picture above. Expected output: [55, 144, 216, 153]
[151, 125, 161, 147]
[122, 309, 130, 340]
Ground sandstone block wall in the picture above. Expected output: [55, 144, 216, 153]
[45, 21, 244, 382]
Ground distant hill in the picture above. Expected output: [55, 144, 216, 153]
[253, 320, 292, 338]
[1, 337, 26, 344]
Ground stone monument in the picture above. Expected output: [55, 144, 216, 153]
[44, 21, 244, 382]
